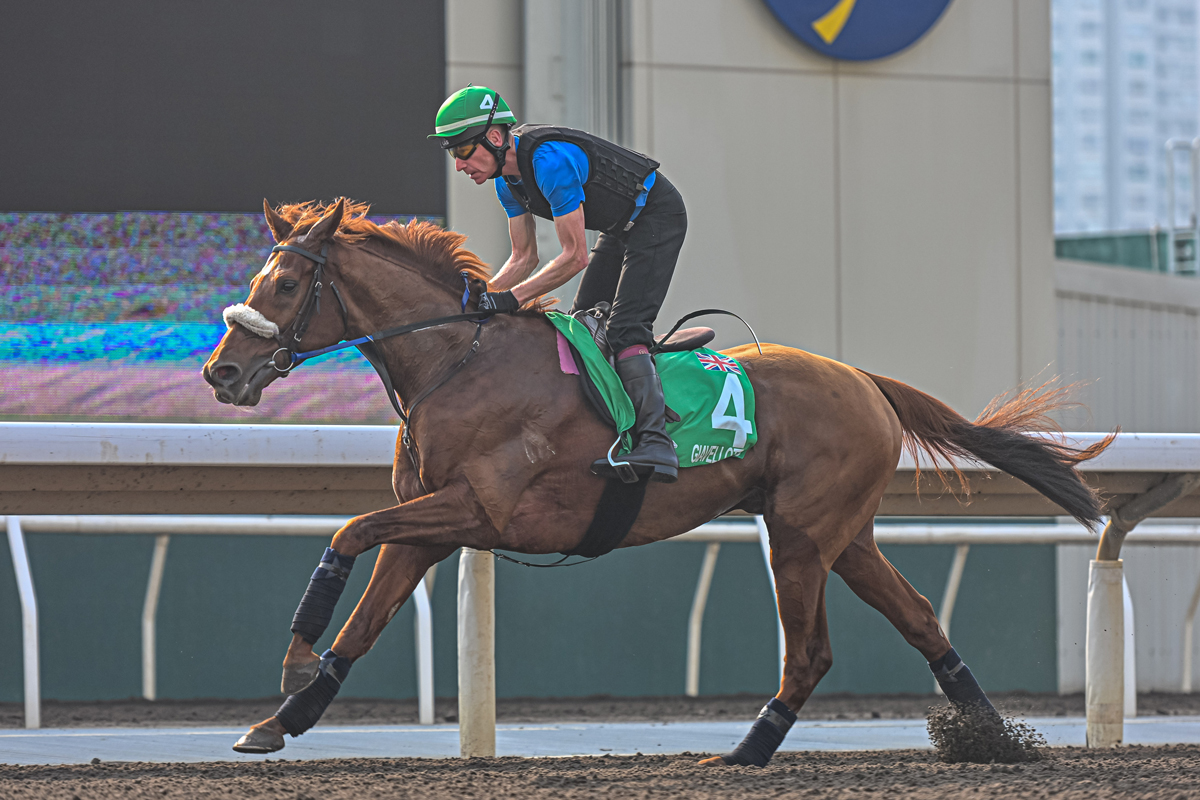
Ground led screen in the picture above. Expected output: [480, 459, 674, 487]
[0, 211, 442, 424]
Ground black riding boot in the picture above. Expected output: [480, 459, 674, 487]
[592, 353, 678, 484]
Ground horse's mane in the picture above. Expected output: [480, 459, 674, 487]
[274, 199, 492, 287]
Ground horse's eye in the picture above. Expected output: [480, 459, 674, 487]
[281, 280, 298, 293]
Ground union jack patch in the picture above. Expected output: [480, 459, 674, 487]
[696, 352, 742, 373]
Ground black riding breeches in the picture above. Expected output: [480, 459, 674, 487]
[569, 172, 687, 355]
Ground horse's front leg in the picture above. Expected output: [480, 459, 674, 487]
[232, 483, 493, 753]
[275, 481, 491, 693]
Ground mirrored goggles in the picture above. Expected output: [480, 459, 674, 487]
[447, 136, 484, 160]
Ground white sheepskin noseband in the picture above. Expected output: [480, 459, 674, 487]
[223, 303, 280, 339]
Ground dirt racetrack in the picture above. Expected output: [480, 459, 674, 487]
[4, 746, 1200, 799]
[4, 694, 1200, 799]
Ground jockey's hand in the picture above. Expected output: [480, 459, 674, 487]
[478, 290, 520, 314]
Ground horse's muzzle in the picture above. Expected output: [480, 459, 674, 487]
[203, 357, 277, 405]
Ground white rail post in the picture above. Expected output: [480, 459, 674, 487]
[755, 516, 784, 683]
[6, 516, 40, 729]
[413, 575, 435, 725]
[457, 548, 495, 757]
[142, 534, 170, 701]
[1123, 575, 1137, 718]
[686, 542, 721, 697]
[1086, 559, 1124, 746]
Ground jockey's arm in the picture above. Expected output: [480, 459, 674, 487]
[489, 213, 540, 292]
[509, 205, 588, 304]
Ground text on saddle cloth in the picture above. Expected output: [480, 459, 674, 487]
[546, 311, 759, 468]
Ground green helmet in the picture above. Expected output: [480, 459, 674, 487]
[429, 85, 517, 146]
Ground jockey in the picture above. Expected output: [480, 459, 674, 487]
[431, 85, 687, 484]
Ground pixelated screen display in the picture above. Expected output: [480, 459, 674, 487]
[0, 212, 442, 424]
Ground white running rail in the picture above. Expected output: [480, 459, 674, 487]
[10, 515, 1200, 732]
[2, 515, 434, 730]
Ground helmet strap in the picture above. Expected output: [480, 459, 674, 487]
[481, 135, 510, 180]
[475, 91, 510, 180]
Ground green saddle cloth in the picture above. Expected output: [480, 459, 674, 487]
[547, 311, 758, 468]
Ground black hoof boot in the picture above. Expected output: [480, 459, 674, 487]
[699, 698, 796, 767]
[930, 647, 999, 716]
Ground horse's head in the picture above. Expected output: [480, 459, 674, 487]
[202, 198, 349, 406]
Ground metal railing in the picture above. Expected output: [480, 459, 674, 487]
[3, 515, 433, 730]
[680, 520, 1200, 704]
[9, 515, 1200, 731]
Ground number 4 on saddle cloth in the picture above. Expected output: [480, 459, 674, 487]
[542, 308, 760, 560]
[546, 310, 759, 469]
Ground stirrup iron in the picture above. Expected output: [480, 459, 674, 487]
[605, 436, 640, 484]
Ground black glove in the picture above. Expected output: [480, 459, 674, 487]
[478, 290, 520, 313]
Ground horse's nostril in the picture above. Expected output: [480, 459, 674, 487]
[209, 362, 243, 386]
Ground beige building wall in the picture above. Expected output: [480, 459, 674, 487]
[446, 0, 1058, 419]
[444, 0, 524, 267]
[622, 0, 1056, 418]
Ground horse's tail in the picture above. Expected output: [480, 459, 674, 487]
[859, 371, 1116, 528]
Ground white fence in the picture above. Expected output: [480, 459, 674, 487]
[10, 514, 1200, 732]
[4, 515, 433, 730]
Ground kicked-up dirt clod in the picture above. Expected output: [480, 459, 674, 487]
[926, 703, 1047, 763]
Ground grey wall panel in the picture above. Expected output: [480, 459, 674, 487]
[0, 1, 445, 215]
[1055, 290, 1200, 433]
[1058, 542, 1200, 693]
[1054, 258, 1200, 432]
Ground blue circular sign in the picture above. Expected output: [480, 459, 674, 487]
[762, 0, 953, 61]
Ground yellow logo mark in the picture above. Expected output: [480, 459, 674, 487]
[811, 0, 858, 45]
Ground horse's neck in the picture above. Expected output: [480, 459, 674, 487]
[341, 251, 478, 408]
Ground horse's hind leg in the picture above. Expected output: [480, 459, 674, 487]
[831, 519, 948, 660]
[701, 515, 834, 767]
[831, 519, 996, 712]
[233, 542, 452, 753]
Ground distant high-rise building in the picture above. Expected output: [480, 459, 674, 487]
[1052, 0, 1198, 234]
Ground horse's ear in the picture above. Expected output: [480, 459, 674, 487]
[263, 199, 293, 243]
[303, 197, 345, 244]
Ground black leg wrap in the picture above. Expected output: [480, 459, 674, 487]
[275, 649, 352, 737]
[719, 698, 797, 766]
[929, 647, 997, 714]
[291, 547, 356, 644]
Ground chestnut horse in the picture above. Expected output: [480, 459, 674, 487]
[203, 199, 1110, 764]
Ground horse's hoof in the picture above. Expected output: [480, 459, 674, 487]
[232, 727, 285, 754]
[281, 660, 319, 694]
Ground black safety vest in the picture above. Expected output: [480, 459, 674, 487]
[505, 124, 661, 235]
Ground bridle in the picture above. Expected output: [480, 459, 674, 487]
[265, 241, 348, 374]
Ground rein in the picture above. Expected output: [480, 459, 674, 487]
[263, 241, 495, 417]
[269, 243, 497, 379]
